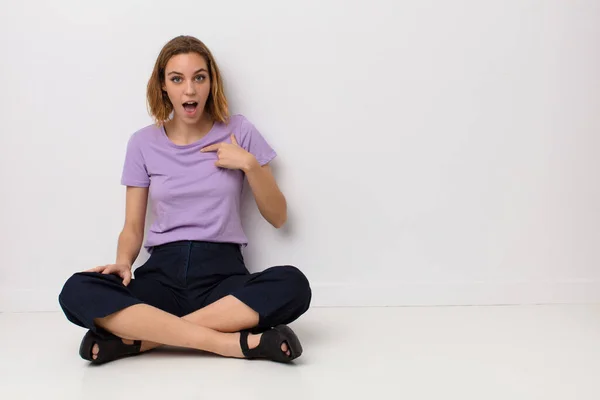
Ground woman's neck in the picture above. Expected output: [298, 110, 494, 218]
[165, 113, 214, 145]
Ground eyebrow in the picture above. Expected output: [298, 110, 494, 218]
[167, 68, 207, 76]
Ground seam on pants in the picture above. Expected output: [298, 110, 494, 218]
[184, 242, 192, 287]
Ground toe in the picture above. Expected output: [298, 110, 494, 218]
[92, 343, 99, 360]
[281, 342, 291, 357]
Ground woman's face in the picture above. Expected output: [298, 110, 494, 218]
[162, 52, 211, 124]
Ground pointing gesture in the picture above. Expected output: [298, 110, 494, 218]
[201, 134, 258, 172]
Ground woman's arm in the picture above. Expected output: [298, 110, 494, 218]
[243, 162, 287, 228]
[201, 134, 287, 229]
[116, 186, 149, 267]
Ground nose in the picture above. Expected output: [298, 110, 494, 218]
[184, 80, 196, 96]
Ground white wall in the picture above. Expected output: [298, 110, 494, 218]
[1, 0, 599, 312]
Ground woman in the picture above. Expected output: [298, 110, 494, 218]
[58, 35, 311, 365]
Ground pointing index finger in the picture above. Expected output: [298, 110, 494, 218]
[201, 143, 222, 152]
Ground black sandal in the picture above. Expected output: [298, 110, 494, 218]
[79, 330, 142, 365]
[240, 325, 303, 363]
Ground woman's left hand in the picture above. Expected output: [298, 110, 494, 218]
[201, 134, 259, 172]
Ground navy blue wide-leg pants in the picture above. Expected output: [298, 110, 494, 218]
[58, 241, 311, 334]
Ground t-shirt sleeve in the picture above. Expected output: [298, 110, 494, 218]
[121, 133, 150, 187]
[238, 116, 277, 166]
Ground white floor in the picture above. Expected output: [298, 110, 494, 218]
[1, 305, 599, 400]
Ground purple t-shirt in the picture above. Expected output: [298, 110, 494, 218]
[121, 114, 277, 250]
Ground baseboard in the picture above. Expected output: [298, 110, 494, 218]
[2, 281, 600, 312]
[311, 280, 600, 307]
[0, 290, 62, 313]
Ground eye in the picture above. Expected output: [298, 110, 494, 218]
[170, 76, 182, 83]
[195, 75, 206, 82]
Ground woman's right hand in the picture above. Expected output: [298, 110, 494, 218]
[84, 263, 132, 286]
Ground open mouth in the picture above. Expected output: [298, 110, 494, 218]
[183, 101, 198, 114]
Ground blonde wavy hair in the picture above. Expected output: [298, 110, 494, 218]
[147, 36, 229, 125]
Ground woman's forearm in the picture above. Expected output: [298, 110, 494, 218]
[116, 228, 143, 267]
[244, 162, 287, 228]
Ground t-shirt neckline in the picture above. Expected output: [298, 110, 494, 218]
[160, 120, 219, 149]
